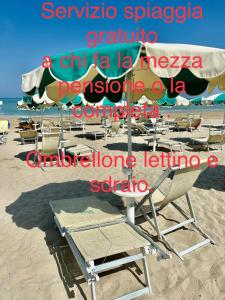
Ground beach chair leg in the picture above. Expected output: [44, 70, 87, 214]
[149, 197, 162, 239]
[91, 281, 97, 300]
[185, 193, 215, 244]
[142, 255, 152, 294]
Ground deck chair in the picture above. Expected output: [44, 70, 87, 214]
[49, 127, 61, 134]
[135, 160, 215, 260]
[131, 123, 155, 135]
[69, 119, 85, 131]
[19, 130, 38, 145]
[156, 138, 183, 153]
[41, 119, 58, 132]
[50, 196, 169, 300]
[66, 144, 96, 165]
[0, 120, 9, 144]
[107, 122, 121, 137]
[34, 132, 61, 166]
[175, 118, 202, 132]
[189, 129, 225, 151]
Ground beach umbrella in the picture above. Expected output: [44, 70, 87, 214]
[190, 97, 202, 105]
[205, 92, 225, 105]
[157, 94, 189, 106]
[21, 42, 225, 181]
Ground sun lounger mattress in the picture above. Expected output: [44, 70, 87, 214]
[69, 222, 150, 261]
[50, 196, 123, 229]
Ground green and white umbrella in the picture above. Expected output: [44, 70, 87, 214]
[202, 92, 225, 105]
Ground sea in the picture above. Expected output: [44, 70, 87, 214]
[0, 98, 224, 117]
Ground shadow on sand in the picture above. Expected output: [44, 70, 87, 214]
[5, 180, 145, 298]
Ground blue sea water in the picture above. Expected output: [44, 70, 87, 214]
[0, 98, 224, 117]
[0, 98, 67, 117]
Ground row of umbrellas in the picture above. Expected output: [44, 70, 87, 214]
[17, 92, 225, 111]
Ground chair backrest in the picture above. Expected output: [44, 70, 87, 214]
[132, 123, 146, 133]
[49, 127, 61, 134]
[111, 122, 120, 133]
[42, 133, 60, 152]
[155, 160, 208, 207]
[0, 120, 9, 132]
[208, 131, 224, 144]
[20, 130, 37, 139]
[190, 118, 201, 129]
[42, 119, 55, 128]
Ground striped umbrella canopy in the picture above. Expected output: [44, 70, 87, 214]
[190, 97, 202, 105]
[22, 42, 225, 103]
[21, 42, 225, 180]
[157, 94, 189, 106]
[202, 92, 225, 105]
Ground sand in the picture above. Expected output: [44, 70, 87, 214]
[0, 111, 225, 300]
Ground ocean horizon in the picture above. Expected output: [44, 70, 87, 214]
[0, 98, 225, 117]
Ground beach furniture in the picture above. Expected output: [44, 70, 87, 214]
[19, 129, 38, 145]
[131, 123, 167, 135]
[0, 120, 9, 144]
[205, 112, 225, 129]
[146, 138, 183, 153]
[86, 131, 106, 140]
[50, 196, 169, 300]
[49, 127, 61, 134]
[107, 122, 121, 137]
[68, 119, 85, 131]
[66, 144, 96, 165]
[41, 119, 59, 132]
[189, 129, 225, 151]
[135, 160, 215, 260]
[18, 119, 35, 130]
[175, 118, 202, 132]
[34, 132, 61, 166]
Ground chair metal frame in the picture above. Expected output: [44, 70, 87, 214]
[50, 203, 170, 300]
[135, 162, 215, 260]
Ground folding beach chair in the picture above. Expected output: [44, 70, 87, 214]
[50, 196, 169, 300]
[19, 130, 38, 145]
[135, 160, 215, 260]
[69, 119, 85, 131]
[189, 129, 225, 151]
[132, 123, 168, 136]
[107, 122, 121, 137]
[175, 118, 202, 132]
[155, 138, 184, 153]
[0, 120, 9, 144]
[34, 132, 61, 166]
[66, 144, 96, 165]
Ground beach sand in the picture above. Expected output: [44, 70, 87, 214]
[0, 110, 225, 300]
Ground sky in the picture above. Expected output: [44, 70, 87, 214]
[0, 0, 225, 97]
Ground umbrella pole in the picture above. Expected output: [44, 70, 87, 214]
[60, 108, 64, 140]
[126, 71, 133, 183]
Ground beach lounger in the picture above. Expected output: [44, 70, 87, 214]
[135, 160, 215, 260]
[189, 129, 225, 151]
[41, 119, 59, 132]
[18, 119, 35, 130]
[131, 123, 167, 135]
[86, 131, 106, 140]
[66, 144, 96, 165]
[50, 196, 169, 300]
[175, 118, 202, 132]
[0, 120, 9, 144]
[19, 129, 38, 145]
[106, 122, 121, 137]
[34, 132, 61, 166]
[154, 138, 183, 153]
[68, 119, 85, 131]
